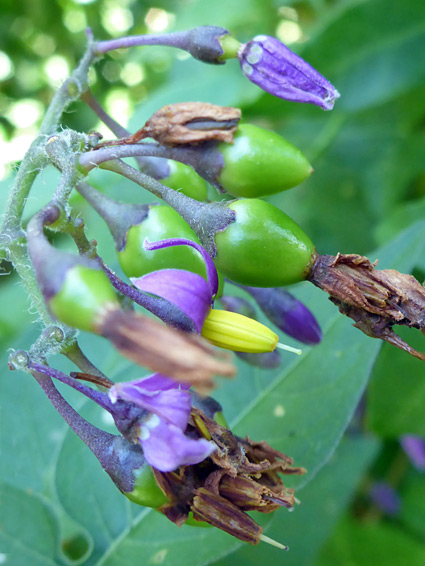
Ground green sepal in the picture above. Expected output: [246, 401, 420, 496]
[49, 265, 119, 332]
[218, 124, 312, 198]
[214, 199, 315, 287]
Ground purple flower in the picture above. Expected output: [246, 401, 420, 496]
[238, 35, 340, 110]
[131, 238, 218, 332]
[401, 435, 425, 471]
[110, 373, 216, 472]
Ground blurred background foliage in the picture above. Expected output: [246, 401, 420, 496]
[2, 0, 425, 565]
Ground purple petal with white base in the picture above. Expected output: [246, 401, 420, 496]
[140, 418, 216, 472]
[132, 269, 211, 333]
[238, 35, 340, 110]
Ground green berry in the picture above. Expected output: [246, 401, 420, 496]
[162, 160, 209, 201]
[217, 124, 312, 198]
[214, 199, 315, 287]
[125, 464, 168, 509]
[49, 265, 119, 332]
[118, 204, 208, 279]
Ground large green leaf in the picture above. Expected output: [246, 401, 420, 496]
[0, 483, 60, 566]
[317, 517, 425, 566]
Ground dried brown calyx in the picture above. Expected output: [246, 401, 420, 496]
[96, 102, 241, 148]
[309, 253, 425, 361]
[98, 309, 235, 391]
[153, 408, 305, 546]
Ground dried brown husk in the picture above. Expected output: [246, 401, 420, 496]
[309, 253, 425, 361]
[97, 309, 235, 391]
[153, 408, 305, 544]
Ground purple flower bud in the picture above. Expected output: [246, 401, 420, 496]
[238, 35, 340, 110]
[401, 435, 425, 471]
[243, 286, 322, 345]
[370, 482, 401, 516]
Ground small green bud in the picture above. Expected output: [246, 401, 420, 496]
[217, 124, 312, 198]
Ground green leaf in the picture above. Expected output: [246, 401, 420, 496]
[367, 328, 425, 438]
[317, 517, 425, 566]
[0, 482, 60, 566]
[303, 0, 425, 112]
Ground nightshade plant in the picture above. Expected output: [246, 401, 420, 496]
[3, 23, 425, 557]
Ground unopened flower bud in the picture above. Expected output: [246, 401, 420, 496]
[238, 35, 340, 110]
[243, 286, 322, 344]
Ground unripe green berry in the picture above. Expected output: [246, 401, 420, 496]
[214, 199, 315, 287]
[124, 464, 168, 509]
[162, 160, 209, 202]
[217, 124, 312, 198]
[49, 265, 119, 332]
[118, 204, 208, 279]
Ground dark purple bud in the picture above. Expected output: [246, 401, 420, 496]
[220, 295, 257, 319]
[401, 435, 425, 471]
[369, 482, 401, 516]
[238, 35, 340, 110]
[243, 286, 322, 345]
[236, 349, 281, 370]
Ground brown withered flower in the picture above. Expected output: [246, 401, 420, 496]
[153, 408, 305, 548]
[96, 102, 241, 147]
[309, 253, 425, 361]
[98, 309, 235, 391]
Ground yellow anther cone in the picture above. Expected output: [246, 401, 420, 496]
[201, 309, 278, 353]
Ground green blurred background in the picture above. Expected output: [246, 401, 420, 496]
[2, 1, 425, 565]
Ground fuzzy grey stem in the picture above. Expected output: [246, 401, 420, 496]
[98, 159, 234, 255]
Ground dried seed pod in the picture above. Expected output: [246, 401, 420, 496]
[142, 102, 241, 145]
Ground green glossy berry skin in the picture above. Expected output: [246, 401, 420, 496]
[49, 265, 119, 332]
[162, 160, 209, 202]
[118, 205, 209, 280]
[214, 199, 315, 287]
[217, 124, 312, 198]
[125, 464, 168, 509]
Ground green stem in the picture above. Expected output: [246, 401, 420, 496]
[1, 36, 96, 236]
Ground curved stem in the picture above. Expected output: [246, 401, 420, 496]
[96, 30, 195, 55]
[30, 362, 114, 412]
[33, 371, 117, 468]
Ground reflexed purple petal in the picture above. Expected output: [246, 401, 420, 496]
[132, 269, 211, 332]
[144, 237, 218, 297]
[110, 382, 191, 429]
[238, 35, 339, 110]
[370, 482, 400, 516]
[140, 418, 216, 472]
[401, 435, 425, 471]
[244, 286, 322, 345]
